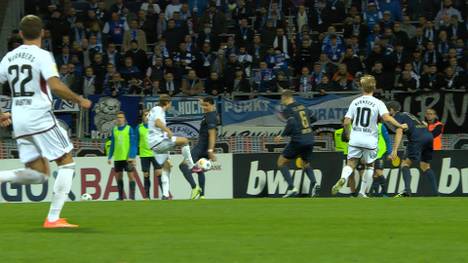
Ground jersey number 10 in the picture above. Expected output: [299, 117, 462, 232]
[8, 64, 34, 97]
[355, 107, 371, 128]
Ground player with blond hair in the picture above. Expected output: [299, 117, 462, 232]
[331, 75, 407, 197]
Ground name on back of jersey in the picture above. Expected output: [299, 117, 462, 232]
[353, 126, 372, 133]
[15, 98, 32, 106]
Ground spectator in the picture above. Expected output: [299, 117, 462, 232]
[120, 56, 142, 82]
[125, 40, 149, 73]
[393, 22, 410, 46]
[441, 66, 464, 90]
[332, 64, 354, 91]
[199, 4, 227, 36]
[163, 19, 185, 53]
[311, 62, 325, 87]
[437, 31, 451, 57]
[42, 29, 53, 52]
[146, 57, 165, 82]
[372, 61, 395, 91]
[295, 5, 308, 32]
[173, 42, 194, 71]
[298, 66, 313, 93]
[161, 72, 180, 95]
[229, 69, 251, 94]
[223, 53, 243, 89]
[165, 0, 182, 20]
[105, 72, 127, 97]
[446, 14, 466, 40]
[363, 2, 382, 29]
[423, 20, 437, 42]
[123, 19, 148, 52]
[410, 27, 428, 51]
[198, 22, 218, 50]
[315, 75, 335, 93]
[295, 38, 314, 73]
[138, 10, 158, 44]
[103, 12, 129, 45]
[261, 20, 277, 47]
[83, 66, 96, 97]
[343, 47, 363, 76]
[435, 0, 463, 26]
[420, 64, 443, 91]
[378, 0, 402, 21]
[396, 70, 418, 92]
[410, 49, 425, 76]
[272, 71, 290, 92]
[380, 11, 394, 29]
[110, 0, 128, 16]
[253, 61, 273, 92]
[104, 42, 122, 69]
[92, 53, 107, 93]
[205, 72, 224, 96]
[181, 69, 204, 96]
[400, 15, 417, 38]
[423, 41, 442, 66]
[323, 35, 345, 64]
[235, 18, 254, 47]
[71, 20, 86, 45]
[141, 0, 161, 14]
[237, 46, 253, 74]
[59, 64, 75, 89]
[56, 46, 71, 67]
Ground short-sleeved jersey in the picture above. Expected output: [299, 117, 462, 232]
[282, 102, 314, 145]
[147, 106, 166, 145]
[0, 45, 60, 138]
[198, 111, 218, 146]
[392, 112, 433, 142]
[345, 95, 388, 149]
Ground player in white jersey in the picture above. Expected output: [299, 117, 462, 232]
[147, 94, 200, 199]
[0, 15, 91, 228]
[331, 75, 407, 197]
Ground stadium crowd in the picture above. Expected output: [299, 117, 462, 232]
[6, 0, 467, 98]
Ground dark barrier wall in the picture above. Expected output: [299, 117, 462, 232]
[233, 151, 468, 198]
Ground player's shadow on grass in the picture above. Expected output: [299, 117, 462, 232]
[24, 227, 103, 234]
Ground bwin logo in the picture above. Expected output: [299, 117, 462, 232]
[246, 161, 322, 195]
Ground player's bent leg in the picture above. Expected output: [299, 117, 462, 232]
[43, 152, 78, 228]
[302, 162, 319, 197]
[420, 162, 438, 196]
[332, 158, 358, 196]
[174, 137, 199, 171]
[0, 157, 49, 185]
[179, 162, 201, 199]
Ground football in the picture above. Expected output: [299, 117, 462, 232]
[197, 158, 213, 171]
[81, 193, 93, 201]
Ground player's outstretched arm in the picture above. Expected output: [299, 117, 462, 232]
[48, 77, 91, 109]
[208, 128, 217, 161]
[342, 117, 352, 142]
[382, 113, 408, 130]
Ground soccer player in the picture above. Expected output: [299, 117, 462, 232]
[385, 101, 439, 197]
[136, 109, 162, 199]
[107, 111, 137, 200]
[179, 96, 218, 199]
[0, 15, 92, 228]
[274, 90, 319, 198]
[331, 75, 407, 197]
[369, 121, 392, 197]
[147, 94, 199, 199]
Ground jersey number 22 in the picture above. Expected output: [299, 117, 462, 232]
[8, 64, 34, 97]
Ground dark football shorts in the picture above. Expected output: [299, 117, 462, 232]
[114, 160, 132, 172]
[282, 142, 314, 162]
[140, 156, 161, 172]
[406, 137, 433, 163]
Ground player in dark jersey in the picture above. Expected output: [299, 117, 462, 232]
[179, 96, 218, 199]
[386, 101, 438, 197]
[274, 90, 318, 198]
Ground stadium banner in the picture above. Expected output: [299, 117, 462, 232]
[220, 126, 283, 137]
[88, 95, 141, 137]
[391, 91, 468, 133]
[232, 151, 468, 198]
[143, 96, 206, 138]
[0, 155, 233, 202]
[221, 94, 357, 127]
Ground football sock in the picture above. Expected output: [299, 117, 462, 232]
[0, 168, 47, 184]
[179, 163, 196, 189]
[181, 145, 195, 169]
[371, 178, 380, 194]
[340, 165, 354, 181]
[161, 169, 170, 197]
[401, 166, 412, 193]
[144, 176, 150, 198]
[198, 172, 206, 196]
[129, 181, 136, 200]
[304, 166, 317, 185]
[379, 176, 387, 195]
[279, 166, 294, 190]
[117, 178, 124, 200]
[47, 163, 75, 222]
[359, 167, 374, 195]
[423, 169, 438, 195]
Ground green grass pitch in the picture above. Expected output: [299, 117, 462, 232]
[1, 198, 467, 263]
